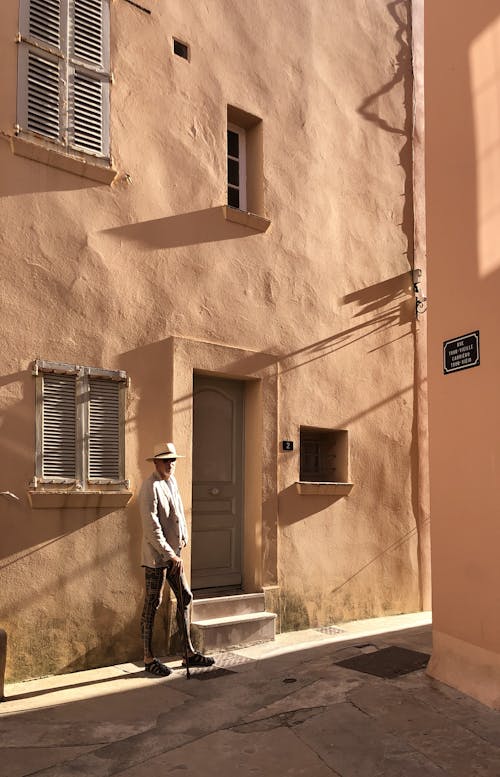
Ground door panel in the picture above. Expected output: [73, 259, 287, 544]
[191, 376, 244, 589]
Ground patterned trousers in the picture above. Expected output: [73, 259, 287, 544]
[141, 563, 194, 657]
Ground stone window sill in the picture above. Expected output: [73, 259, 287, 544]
[222, 205, 270, 232]
[11, 135, 117, 184]
[28, 490, 133, 509]
[294, 482, 354, 496]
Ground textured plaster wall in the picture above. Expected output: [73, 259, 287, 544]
[0, 0, 423, 681]
[426, 1, 500, 707]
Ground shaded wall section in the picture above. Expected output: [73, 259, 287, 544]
[426, 1, 500, 707]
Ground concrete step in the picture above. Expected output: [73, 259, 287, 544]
[192, 611, 277, 653]
[192, 592, 265, 621]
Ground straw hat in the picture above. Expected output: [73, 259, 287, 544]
[146, 442, 185, 461]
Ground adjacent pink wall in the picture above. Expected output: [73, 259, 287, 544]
[426, 1, 500, 706]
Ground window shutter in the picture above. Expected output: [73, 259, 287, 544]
[19, 0, 110, 157]
[69, 0, 109, 155]
[42, 373, 77, 479]
[26, 51, 61, 140]
[29, 0, 61, 48]
[72, 0, 104, 66]
[88, 378, 121, 480]
[72, 71, 104, 153]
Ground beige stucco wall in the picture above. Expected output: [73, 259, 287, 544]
[426, 1, 500, 707]
[0, 0, 426, 682]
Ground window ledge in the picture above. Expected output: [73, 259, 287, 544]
[294, 482, 354, 496]
[11, 135, 117, 184]
[222, 205, 270, 232]
[28, 490, 133, 509]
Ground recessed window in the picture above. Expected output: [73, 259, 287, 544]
[226, 106, 263, 216]
[300, 427, 349, 483]
[33, 360, 128, 489]
[227, 123, 247, 210]
[173, 38, 189, 60]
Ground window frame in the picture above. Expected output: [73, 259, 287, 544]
[227, 122, 247, 212]
[33, 359, 128, 491]
[299, 426, 350, 483]
[17, 0, 111, 160]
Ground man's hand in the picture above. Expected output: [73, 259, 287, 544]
[171, 554, 183, 571]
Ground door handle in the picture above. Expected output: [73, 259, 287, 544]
[209, 487, 220, 496]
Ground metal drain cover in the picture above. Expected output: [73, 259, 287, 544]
[335, 646, 430, 678]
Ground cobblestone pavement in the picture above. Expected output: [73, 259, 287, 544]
[2, 612, 500, 777]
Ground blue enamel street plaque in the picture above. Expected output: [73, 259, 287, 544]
[443, 331, 480, 374]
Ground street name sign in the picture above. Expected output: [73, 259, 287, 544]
[443, 331, 480, 375]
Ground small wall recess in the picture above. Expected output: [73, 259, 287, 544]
[173, 38, 189, 60]
[300, 427, 349, 483]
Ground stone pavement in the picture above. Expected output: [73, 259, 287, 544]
[2, 611, 500, 777]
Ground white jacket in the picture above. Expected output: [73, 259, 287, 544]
[139, 472, 188, 567]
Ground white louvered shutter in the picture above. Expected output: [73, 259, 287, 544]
[73, 0, 103, 65]
[69, 0, 109, 155]
[72, 72, 104, 153]
[42, 373, 77, 479]
[29, 0, 61, 47]
[88, 378, 121, 480]
[18, 0, 63, 142]
[27, 51, 61, 140]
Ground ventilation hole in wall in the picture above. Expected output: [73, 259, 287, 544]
[173, 38, 189, 59]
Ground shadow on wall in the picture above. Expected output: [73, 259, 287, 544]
[0, 371, 32, 531]
[0, 367, 144, 680]
[357, 0, 424, 609]
[119, 339, 174, 475]
[101, 207, 264, 250]
[124, 269, 414, 494]
[0, 535, 126, 618]
[279, 272, 414, 375]
[0, 369, 125, 564]
[279, 525, 418, 632]
[59, 600, 147, 675]
[329, 525, 418, 598]
[343, 272, 412, 319]
[357, 0, 414, 264]
[0, 143, 106, 198]
[1, 538, 144, 681]
[278, 485, 342, 526]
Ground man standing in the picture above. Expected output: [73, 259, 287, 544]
[139, 442, 215, 675]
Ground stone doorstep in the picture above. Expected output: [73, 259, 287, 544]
[194, 612, 277, 628]
[192, 611, 277, 653]
[192, 592, 266, 620]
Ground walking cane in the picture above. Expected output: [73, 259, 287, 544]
[177, 567, 191, 680]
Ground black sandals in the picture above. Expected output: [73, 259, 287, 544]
[144, 658, 172, 676]
[183, 652, 215, 667]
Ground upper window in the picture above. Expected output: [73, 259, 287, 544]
[17, 0, 111, 158]
[226, 106, 264, 217]
[227, 123, 247, 211]
[33, 360, 127, 489]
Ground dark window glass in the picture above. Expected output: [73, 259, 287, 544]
[227, 130, 239, 158]
[228, 158, 239, 186]
[228, 186, 240, 208]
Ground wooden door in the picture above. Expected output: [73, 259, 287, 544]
[191, 376, 244, 590]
